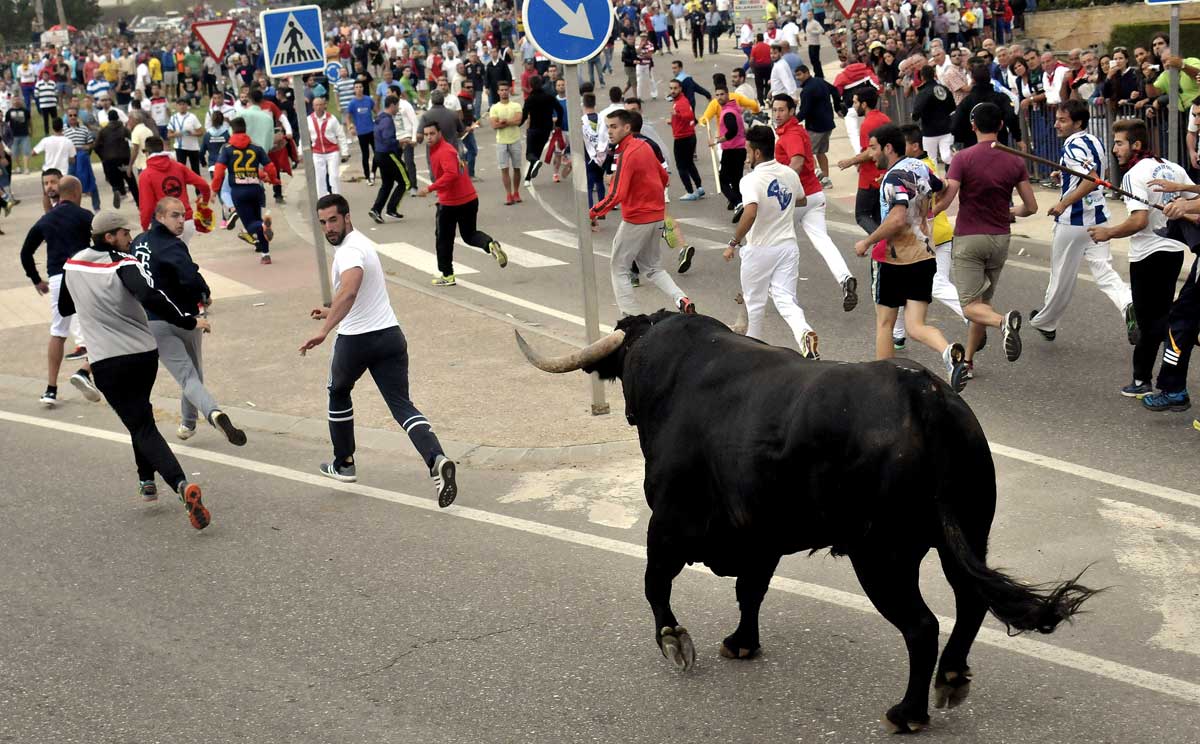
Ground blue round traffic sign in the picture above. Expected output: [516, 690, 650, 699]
[325, 62, 341, 80]
[522, 0, 614, 65]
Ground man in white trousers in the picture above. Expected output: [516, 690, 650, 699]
[723, 125, 820, 359]
[1030, 98, 1137, 343]
[308, 97, 347, 197]
[772, 93, 858, 311]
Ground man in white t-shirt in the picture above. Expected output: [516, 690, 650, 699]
[722, 125, 818, 359]
[299, 194, 458, 507]
[1088, 118, 1198, 398]
[167, 98, 203, 174]
[34, 118, 74, 173]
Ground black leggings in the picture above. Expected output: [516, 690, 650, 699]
[92, 350, 187, 489]
[855, 187, 881, 234]
[718, 146, 745, 208]
[358, 132, 374, 178]
[752, 64, 772, 104]
[175, 149, 201, 175]
[673, 134, 702, 194]
[809, 44, 824, 79]
[327, 326, 443, 470]
[40, 107, 57, 136]
[435, 198, 493, 277]
[1130, 250, 1185, 384]
[101, 159, 139, 202]
[371, 151, 412, 214]
[692, 31, 704, 58]
[1155, 254, 1200, 393]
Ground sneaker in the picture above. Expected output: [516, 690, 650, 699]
[677, 245, 695, 274]
[367, 177, 376, 187]
[505, 194, 514, 205]
[1003, 311, 1022, 362]
[1120, 380, 1153, 398]
[1124, 303, 1140, 346]
[65, 345, 88, 361]
[273, 195, 286, 205]
[225, 212, 240, 231]
[661, 218, 680, 249]
[963, 360, 975, 380]
[260, 254, 272, 265]
[696, 187, 706, 197]
[177, 424, 196, 440]
[799, 330, 820, 360]
[1030, 308, 1055, 341]
[488, 240, 508, 268]
[820, 176, 834, 188]
[731, 202, 744, 223]
[680, 191, 700, 201]
[237, 232, 258, 246]
[368, 209, 384, 224]
[943, 342, 968, 393]
[385, 211, 403, 220]
[513, 192, 523, 203]
[893, 336, 906, 352]
[113, 191, 121, 209]
[70, 371, 101, 402]
[677, 296, 696, 314]
[841, 276, 858, 312]
[553, 173, 561, 183]
[1142, 390, 1191, 412]
[39, 387, 57, 407]
[179, 482, 210, 530]
[432, 454, 458, 508]
[410, 188, 419, 197]
[209, 410, 247, 446]
[138, 480, 158, 502]
[319, 460, 357, 482]
[432, 274, 457, 287]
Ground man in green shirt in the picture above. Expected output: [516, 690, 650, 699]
[1149, 35, 1200, 112]
[488, 80, 524, 205]
[240, 88, 277, 152]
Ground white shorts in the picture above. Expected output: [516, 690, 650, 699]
[48, 273, 73, 338]
[496, 141, 522, 169]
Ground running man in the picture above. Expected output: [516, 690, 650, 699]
[132, 196, 246, 445]
[368, 95, 411, 223]
[299, 194, 458, 507]
[723, 125, 819, 358]
[58, 210, 212, 528]
[211, 117, 278, 264]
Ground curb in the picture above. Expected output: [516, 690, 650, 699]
[0, 372, 641, 469]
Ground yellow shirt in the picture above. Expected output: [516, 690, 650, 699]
[489, 101, 523, 145]
[765, 1, 778, 21]
[149, 57, 162, 82]
[697, 92, 759, 125]
[921, 155, 953, 246]
[100, 60, 119, 83]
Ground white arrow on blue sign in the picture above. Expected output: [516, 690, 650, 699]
[260, 4, 326, 77]
[522, 0, 614, 65]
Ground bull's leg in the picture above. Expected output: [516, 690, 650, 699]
[932, 549, 987, 710]
[645, 520, 695, 671]
[850, 546, 938, 734]
[719, 556, 781, 660]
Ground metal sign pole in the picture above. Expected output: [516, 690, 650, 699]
[1169, 4, 1181, 164]
[292, 72, 333, 306]
[563, 63, 610, 416]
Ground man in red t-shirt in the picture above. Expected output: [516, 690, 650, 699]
[750, 34, 773, 104]
[668, 79, 704, 201]
[416, 123, 507, 286]
[835, 86, 890, 236]
[772, 92, 857, 311]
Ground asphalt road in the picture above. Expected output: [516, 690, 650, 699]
[4, 53, 1200, 742]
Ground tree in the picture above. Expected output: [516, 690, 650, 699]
[0, 0, 101, 42]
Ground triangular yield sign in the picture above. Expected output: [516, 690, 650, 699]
[192, 20, 236, 60]
[829, 0, 862, 19]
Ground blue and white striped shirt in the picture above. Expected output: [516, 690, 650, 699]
[1058, 130, 1109, 227]
[85, 78, 111, 102]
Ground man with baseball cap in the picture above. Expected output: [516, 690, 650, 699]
[57, 210, 214, 530]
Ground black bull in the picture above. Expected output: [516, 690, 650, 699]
[515, 310, 1098, 734]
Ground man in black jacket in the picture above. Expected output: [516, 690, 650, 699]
[521, 77, 559, 183]
[795, 65, 840, 186]
[95, 110, 140, 209]
[950, 63, 1022, 149]
[485, 47, 514, 108]
[910, 65, 956, 172]
[132, 196, 246, 446]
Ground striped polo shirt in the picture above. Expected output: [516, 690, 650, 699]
[64, 124, 94, 153]
[85, 78, 111, 101]
[1058, 130, 1109, 227]
[35, 80, 58, 111]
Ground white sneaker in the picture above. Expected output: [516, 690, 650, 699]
[70, 372, 101, 402]
[177, 425, 196, 440]
[432, 455, 458, 508]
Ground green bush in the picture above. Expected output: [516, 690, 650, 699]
[1109, 22, 1200, 54]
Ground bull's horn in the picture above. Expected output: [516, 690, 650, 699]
[514, 329, 626, 373]
[730, 293, 748, 335]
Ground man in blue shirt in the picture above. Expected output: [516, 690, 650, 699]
[795, 64, 839, 186]
[369, 96, 410, 223]
[344, 82, 376, 186]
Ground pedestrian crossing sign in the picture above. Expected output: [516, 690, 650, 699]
[259, 5, 326, 77]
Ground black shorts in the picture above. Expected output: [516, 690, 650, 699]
[871, 258, 935, 308]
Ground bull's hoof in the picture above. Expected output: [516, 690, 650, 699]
[881, 705, 930, 735]
[718, 637, 761, 659]
[933, 668, 973, 709]
[659, 626, 696, 671]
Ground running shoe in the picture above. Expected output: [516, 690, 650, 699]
[677, 245, 695, 274]
[70, 371, 101, 402]
[367, 178, 375, 187]
[513, 192, 523, 203]
[678, 296, 696, 314]
[432, 274, 457, 287]
[237, 232, 258, 247]
[432, 454, 458, 508]
[65, 345, 88, 361]
[209, 410, 247, 446]
[1030, 308, 1055, 341]
[488, 240, 508, 268]
[661, 217, 680, 249]
[368, 209, 384, 224]
[943, 342, 968, 393]
[319, 460, 357, 482]
[505, 194, 514, 205]
[225, 212, 240, 231]
[385, 211, 403, 220]
[1003, 311, 1022, 362]
[179, 482, 210, 530]
[273, 194, 286, 205]
[893, 336, 906, 352]
[820, 176, 834, 188]
[1120, 380, 1152, 398]
[39, 388, 57, 407]
[1124, 303, 1140, 346]
[139, 480, 158, 502]
[696, 187, 706, 198]
[680, 191, 700, 201]
[177, 424, 196, 441]
[260, 254, 272, 265]
[1142, 390, 1191, 412]
[841, 276, 858, 312]
[963, 361, 975, 380]
[799, 331, 820, 360]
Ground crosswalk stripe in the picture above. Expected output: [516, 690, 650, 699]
[455, 239, 566, 268]
[675, 216, 736, 234]
[374, 241, 479, 276]
[524, 229, 612, 259]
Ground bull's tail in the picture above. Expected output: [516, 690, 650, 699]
[939, 504, 1099, 635]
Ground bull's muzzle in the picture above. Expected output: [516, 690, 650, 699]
[514, 329, 626, 373]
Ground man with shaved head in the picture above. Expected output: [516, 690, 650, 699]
[20, 173, 100, 406]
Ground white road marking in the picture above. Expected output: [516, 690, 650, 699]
[676, 215, 737, 233]
[2, 408, 1199, 707]
[525, 228, 613, 259]
[452, 276, 614, 332]
[525, 181, 578, 229]
[374, 241, 479, 276]
[457, 239, 566, 268]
